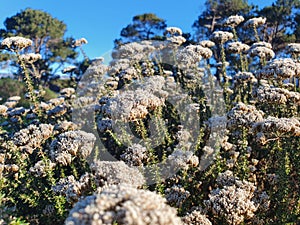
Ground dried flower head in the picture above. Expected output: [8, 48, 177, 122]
[19, 53, 42, 63]
[223, 15, 245, 28]
[120, 143, 149, 166]
[199, 40, 215, 48]
[210, 31, 234, 44]
[286, 43, 300, 54]
[50, 130, 96, 165]
[204, 170, 269, 225]
[72, 38, 88, 47]
[244, 17, 266, 27]
[252, 84, 300, 105]
[167, 36, 186, 45]
[65, 184, 183, 225]
[89, 160, 145, 188]
[248, 42, 275, 59]
[13, 123, 54, 150]
[1, 36, 32, 51]
[182, 209, 212, 225]
[255, 58, 300, 80]
[227, 41, 250, 54]
[227, 103, 264, 130]
[165, 27, 183, 36]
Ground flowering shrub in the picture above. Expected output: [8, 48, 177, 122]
[0, 15, 299, 225]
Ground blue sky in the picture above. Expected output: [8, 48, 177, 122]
[0, 0, 275, 60]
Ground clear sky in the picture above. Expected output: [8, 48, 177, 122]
[0, 0, 275, 60]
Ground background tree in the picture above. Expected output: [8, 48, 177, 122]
[258, 0, 300, 52]
[295, 12, 300, 42]
[114, 13, 167, 46]
[192, 0, 253, 41]
[0, 8, 78, 82]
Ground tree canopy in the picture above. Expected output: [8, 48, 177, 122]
[115, 13, 167, 46]
[0, 8, 78, 81]
[193, 0, 253, 40]
[258, 0, 300, 51]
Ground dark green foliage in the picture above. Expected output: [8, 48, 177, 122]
[193, 0, 253, 40]
[115, 13, 167, 45]
[258, 0, 300, 52]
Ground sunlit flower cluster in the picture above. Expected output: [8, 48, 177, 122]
[1, 36, 32, 51]
[65, 184, 183, 225]
[222, 15, 245, 28]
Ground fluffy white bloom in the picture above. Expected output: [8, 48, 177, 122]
[165, 26, 183, 36]
[252, 84, 300, 105]
[286, 43, 300, 54]
[167, 36, 186, 45]
[62, 66, 77, 74]
[210, 31, 234, 43]
[89, 160, 145, 188]
[255, 58, 300, 79]
[19, 53, 42, 63]
[1, 36, 32, 51]
[204, 170, 269, 225]
[199, 40, 215, 48]
[244, 17, 266, 27]
[248, 42, 275, 59]
[72, 37, 88, 47]
[227, 41, 250, 53]
[65, 184, 183, 225]
[223, 15, 245, 27]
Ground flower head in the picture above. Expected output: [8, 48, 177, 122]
[1, 36, 32, 51]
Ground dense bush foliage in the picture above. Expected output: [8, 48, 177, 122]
[0, 9, 299, 225]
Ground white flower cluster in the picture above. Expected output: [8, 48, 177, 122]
[165, 184, 190, 207]
[176, 45, 212, 67]
[0, 105, 8, 116]
[227, 102, 264, 130]
[89, 160, 145, 188]
[100, 76, 167, 122]
[286, 43, 300, 54]
[182, 208, 212, 225]
[52, 173, 91, 204]
[65, 184, 183, 225]
[167, 36, 186, 45]
[244, 17, 266, 27]
[112, 41, 155, 61]
[253, 84, 300, 105]
[256, 58, 300, 80]
[204, 170, 269, 225]
[1, 36, 32, 51]
[108, 58, 132, 75]
[2, 96, 21, 109]
[50, 130, 96, 165]
[72, 37, 88, 47]
[232, 72, 257, 86]
[222, 15, 245, 28]
[120, 143, 148, 166]
[199, 40, 215, 48]
[13, 123, 54, 151]
[167, 149, 199, 171]
[29, 159, 56, 177]
[62, 66, 77, 74]
[210, 31, 234, 44]
[251, 116, 300, 144]
[60, 87, 76, 98]
[19, 53, 42, 63]
[227, 41, 250, 54]
[165, 26, 183, 36]
[248, 41, 275, 59]
[83, 59, 108, 79]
